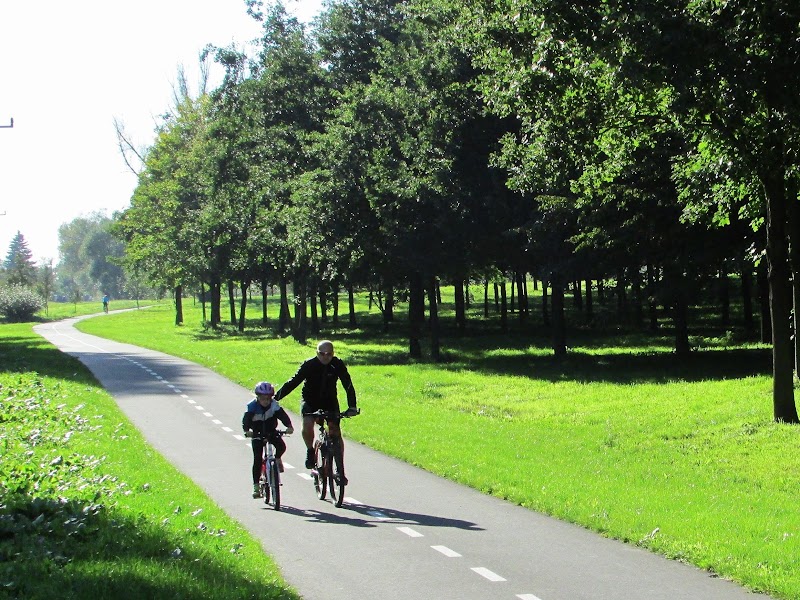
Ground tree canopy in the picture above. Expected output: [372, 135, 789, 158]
[115, 0, 800, 422]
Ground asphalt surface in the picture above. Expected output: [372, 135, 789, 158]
[34, 315, 774, 600]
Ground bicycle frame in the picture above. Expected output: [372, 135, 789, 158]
[256, 432, 283, 510]
[310, 410, 356, 508]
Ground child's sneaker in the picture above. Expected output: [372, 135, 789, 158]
[252, 484, 260, 498]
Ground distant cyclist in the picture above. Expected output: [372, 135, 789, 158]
[274, 340, 358, 479]
[242, 382, 294, 498]
[102, 294, 110, 313]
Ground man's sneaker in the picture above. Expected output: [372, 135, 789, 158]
[252, 484, 261, 498]
[305, 449, 315, 469]
[277, 458, 285, 473]
[335, 473, 348, 486]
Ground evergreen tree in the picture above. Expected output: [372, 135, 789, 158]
[4, 231, 37, 286]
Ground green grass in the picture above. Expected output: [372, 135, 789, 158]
[71, 295, 800, 599]
[0, 322, 299, 600]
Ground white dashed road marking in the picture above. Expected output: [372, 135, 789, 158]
[516, 594, 543, 600]
[432, 545, 461, 558]
[397, 527, 424, 538]
[472, 567, 506, 582]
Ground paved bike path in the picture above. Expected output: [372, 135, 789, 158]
[34, 316, 773, 600]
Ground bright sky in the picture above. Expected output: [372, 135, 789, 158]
[0, 0, 322, 265]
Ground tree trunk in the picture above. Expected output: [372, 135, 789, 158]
[294, 277, 307, 345]
[631, 271, 643, 329]
[384, 284, 395, 325]
[347, 282, 357, 327]
[740, 260, 754, 336]
[174, 284, 184, 325]
[228, 280, 237, 325]
[757, 261, 771, 343]
[332, 284, 340, 324]
[238, 281, 249, 332]
[320, 284, 328, 323]
[787, 178, 800, 374]
[310, 281, 319, 334]
[584, 278, 593, 324]
[763, 169, 799, 422]
[542, 279, 550, 327]
[719, 263, 731, 328]
[484, 279, 490, 318]
[673, 287, 690, 357]
[279, 277, 291, 331]
[551, 276, 566, 357]
[428, 276, 441, 361]
[572, 279, 583, 311]
[409, 272, 424, 358]
[454, 279, 466, 333]
[616, 269, 628, 323]
[516, 272, 527, 322]
[261, 277, 268, 326]
[500, 277, 508, 332]
[200, 281, 207, 324]
[647, 263, 659, 333]
[210, 275, 221, 328]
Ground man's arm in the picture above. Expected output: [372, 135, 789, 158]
[274, 361, 307, 400]
[276, 407, 294, 430]
[338, 361, 357, 409]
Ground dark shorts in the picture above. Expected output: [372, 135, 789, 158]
[301, 399, 340, 418]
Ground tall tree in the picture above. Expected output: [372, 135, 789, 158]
[3, 231, 37, 286]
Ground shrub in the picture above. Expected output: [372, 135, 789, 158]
[0, 285, 44, 322]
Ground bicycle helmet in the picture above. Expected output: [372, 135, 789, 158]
[254, 381, 275, 396]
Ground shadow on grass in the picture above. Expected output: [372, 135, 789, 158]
[0, 494, 298, 600]
[310, 319, 774, 384]
[11, 311, 771, 388]
[0, 334, 98, 383]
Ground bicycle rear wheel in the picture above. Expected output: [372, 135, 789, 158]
[269, 460, 281, 510]
[329, 446, 345, 507]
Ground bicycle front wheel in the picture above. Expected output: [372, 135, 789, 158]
[329, 446, 345, 507]
[269, 460, 281, 510]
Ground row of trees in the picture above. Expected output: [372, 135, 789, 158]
[116, 0, 799, 422]
[1, 214, 148, 312]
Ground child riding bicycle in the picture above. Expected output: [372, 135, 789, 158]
[243, 381, 294, 498]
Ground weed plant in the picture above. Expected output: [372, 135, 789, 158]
[0, 323, 299, 600]
[72, 287, 800, 599]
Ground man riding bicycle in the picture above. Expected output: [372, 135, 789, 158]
[274, 340, 358, 481]
[243, 381, 294, 498]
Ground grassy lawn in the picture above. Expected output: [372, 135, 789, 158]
[0, 318, 299, 600]
[72, 291, 800, 600]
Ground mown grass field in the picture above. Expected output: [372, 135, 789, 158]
[4, 288, 800, 599]
[67, 288, 800, 599]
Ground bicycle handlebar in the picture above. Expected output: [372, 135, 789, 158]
[246, 430, 292, 440]
[309, 408, 360, 419]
